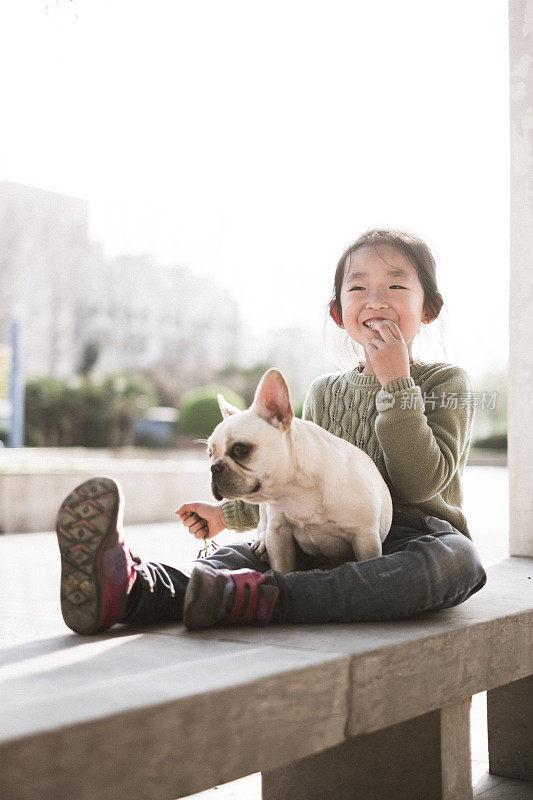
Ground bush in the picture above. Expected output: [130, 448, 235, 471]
[25, 377, 64, 446]
[24, 372, 158, 447]
[471, 432, 507, 450]
[177, 385, 246, 440]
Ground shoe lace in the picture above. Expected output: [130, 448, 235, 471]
[132, 561, 176, 597]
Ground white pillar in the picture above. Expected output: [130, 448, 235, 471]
[509, 0, 533, 557]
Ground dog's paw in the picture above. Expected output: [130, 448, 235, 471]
[251, 538, 270, 563]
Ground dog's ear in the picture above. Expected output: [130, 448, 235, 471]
[251, 368, 294, 432]
[217, 394, 241, 420]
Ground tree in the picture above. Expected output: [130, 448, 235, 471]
[77, 341, 100, 376]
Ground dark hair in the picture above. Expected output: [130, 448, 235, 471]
[328, 228, 444, 329]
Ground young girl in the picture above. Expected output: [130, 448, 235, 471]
[55, 228, 487, 635]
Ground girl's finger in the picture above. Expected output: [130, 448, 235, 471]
[189, 519, 206, 535]
[175, 505, 193, 515]
[374, 320, 402, 341]
[370, 321, 391, 341]
[181, 513, 200, 527]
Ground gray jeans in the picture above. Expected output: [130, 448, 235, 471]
[122, 510, 487, 626]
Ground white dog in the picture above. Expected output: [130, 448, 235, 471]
[208, 368, 392, 574]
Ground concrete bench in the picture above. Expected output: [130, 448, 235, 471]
[1, 556, 532, 800]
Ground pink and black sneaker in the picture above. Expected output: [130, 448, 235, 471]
[183, 563, 280, 630]
[55, 476, 139, 635]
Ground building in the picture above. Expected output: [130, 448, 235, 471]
[76, 248, 240, 386]
[0, 182, 241, 390]
[0, 181, 89, 378]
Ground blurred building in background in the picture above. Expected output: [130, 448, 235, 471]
[0, 182, 242, 392]
[0, 181, 337, 406]
[0, 181, 89, 378]
[76, 247, 240, 387]
[2, 182, 499, 431]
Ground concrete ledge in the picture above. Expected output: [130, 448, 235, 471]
[467, 450, 507, 467]
[0, 464, 213, 533]
[0, 449, 506, 532]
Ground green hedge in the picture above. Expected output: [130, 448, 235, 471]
[24, 373, 157, 447]
[177, 385, 246, 440]
[471, 433, 507, 450]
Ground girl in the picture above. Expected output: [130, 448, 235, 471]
[55, 228, 487, 635]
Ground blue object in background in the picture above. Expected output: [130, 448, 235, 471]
[8, 318, 24, 448]
[134, 407, 177, 447]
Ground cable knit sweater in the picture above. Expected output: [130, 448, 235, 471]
[221, 359, 475, 540]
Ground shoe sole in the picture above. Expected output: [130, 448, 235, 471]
[56, 476, 124, 634]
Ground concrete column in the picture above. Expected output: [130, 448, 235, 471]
[509, 0, 533, 556]
[487, 675, 533, 779]
[262, 699, 472, 800]
[487, 0, 533, 781]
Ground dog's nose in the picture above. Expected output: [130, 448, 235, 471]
[211, 461, 224, 476]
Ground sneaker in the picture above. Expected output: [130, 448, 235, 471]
[183, 563, 279, 630]
[55, 476, 139, 634]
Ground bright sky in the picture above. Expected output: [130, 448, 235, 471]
[0, 0, 509, 383]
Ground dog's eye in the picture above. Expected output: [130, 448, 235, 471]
[232, 443, 250, 460]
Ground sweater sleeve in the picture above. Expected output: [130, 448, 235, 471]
[374, 367, 475, 504]
[220, 499, 260, 532]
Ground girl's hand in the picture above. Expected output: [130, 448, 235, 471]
[175, 501, 226, 540]
[364, 319, 411, 386]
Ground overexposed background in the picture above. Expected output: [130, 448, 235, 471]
[0, 0, 509, 384]
[0, 8, 511, 794]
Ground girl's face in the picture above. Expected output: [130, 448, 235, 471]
[338, 245, 431, 359]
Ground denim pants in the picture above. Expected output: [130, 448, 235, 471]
[122, 510, 487, 626]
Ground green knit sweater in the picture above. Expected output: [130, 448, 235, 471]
[221, 359, 475, 540]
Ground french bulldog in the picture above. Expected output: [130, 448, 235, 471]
[208, 368, 392, 574]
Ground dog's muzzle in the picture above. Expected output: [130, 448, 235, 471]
[211, 481, 224, 501]
[210, 461, 261, 500]
[211, 461, 225, 501]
